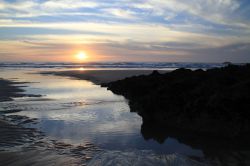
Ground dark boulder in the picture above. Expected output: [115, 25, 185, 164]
[103, 64, 250, 137]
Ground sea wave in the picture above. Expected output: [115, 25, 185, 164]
[0, 62, 232, 70]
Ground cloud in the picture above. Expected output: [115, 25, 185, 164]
[102, 8, 138, 19]
[0, 0, 250, 62]
[0, 0, 100, 19]
[133, 0, 243, 25]
[42, 0, 99, 10]
[0, 0, 36, 10]
[0, 0, 249, 29]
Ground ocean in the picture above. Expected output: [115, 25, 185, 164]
[0, 62, 227, 70]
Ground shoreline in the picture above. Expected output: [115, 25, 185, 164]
[41, 69, 168, 84]
[0, 78, 92, 165]
[39, 67, 250, 137]
[1, 68, 249, 165]
[0, 79, 42, 102]
[0, 79, 25, 102]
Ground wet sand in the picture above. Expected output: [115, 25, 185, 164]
[0, 78, 35, 149]
[0, 117, 39, 147]
[41, 70, 167, 84]
[0, 78, 94, 165]
[0, 150, 82, 166]
[0, 79, 25, 102]
[0, 114, 96, 165]
[0, 74, 209, 166]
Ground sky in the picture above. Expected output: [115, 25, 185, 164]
[0, 0, 250, 62]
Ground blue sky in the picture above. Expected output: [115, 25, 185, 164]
[0, 0, 250, 62]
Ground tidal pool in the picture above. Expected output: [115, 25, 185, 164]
[0, 68, 203, 158]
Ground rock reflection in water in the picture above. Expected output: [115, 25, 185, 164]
[141, 121, 250, 166]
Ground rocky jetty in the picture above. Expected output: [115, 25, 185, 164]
[103, 64, 250, 137]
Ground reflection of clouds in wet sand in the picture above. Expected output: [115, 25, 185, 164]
[0, 115, 99, 166]
[35, 102, 140, 141]
[0, 69, 208, 162]
[88, 150, 207, 166]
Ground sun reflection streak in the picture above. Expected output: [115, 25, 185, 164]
[78, 67, 85, 71]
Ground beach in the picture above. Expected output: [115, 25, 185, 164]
[0, 69, 207, 165]
[41, 69, 166, 84]
[0, 78, 98, 165]
[0, 79, 25, 102]
[1, 66, 250, 166]
[1, 0, 250, 164]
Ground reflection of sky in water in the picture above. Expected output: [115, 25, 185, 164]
[0, 69, 203, 157]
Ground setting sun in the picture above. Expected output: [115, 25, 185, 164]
[76, 51, 88, 60]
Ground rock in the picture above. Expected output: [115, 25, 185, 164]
[104, 64, 250, 137]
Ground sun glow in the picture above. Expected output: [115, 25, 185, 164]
[76, 51, 88, 61]
[78, 67, 85, 71]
